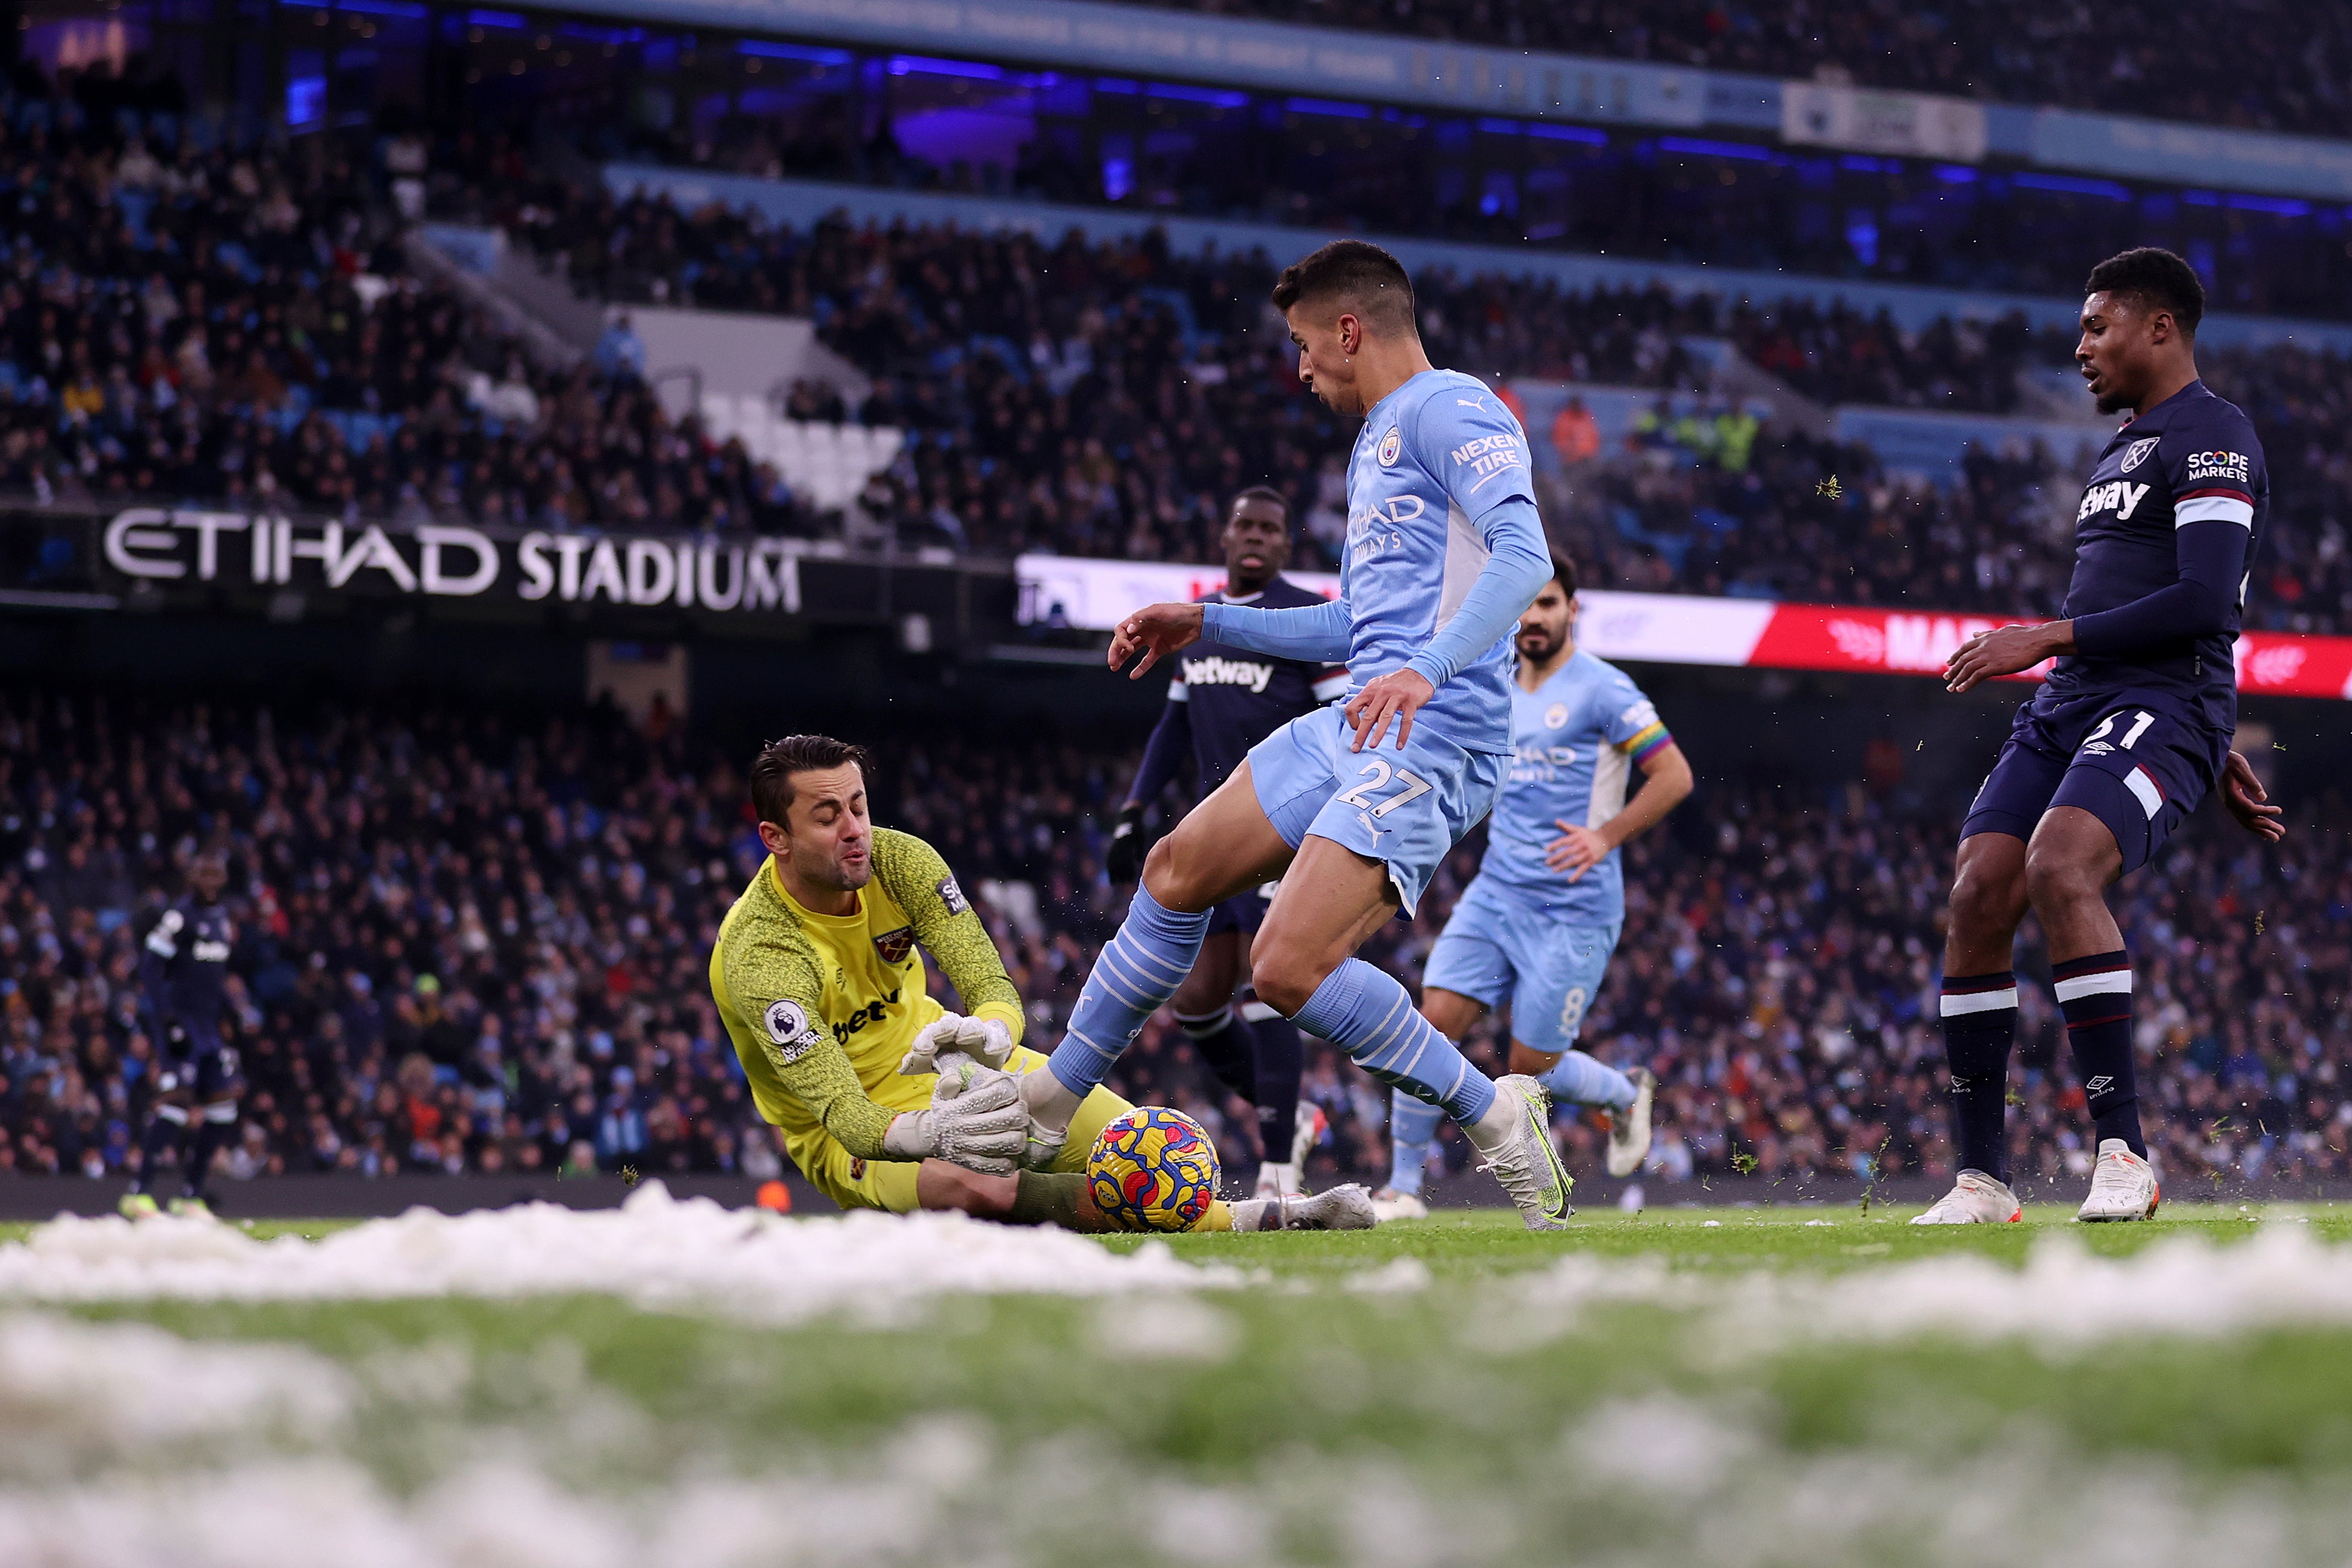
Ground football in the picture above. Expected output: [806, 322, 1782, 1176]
[1085, 1107, 1222, 1232]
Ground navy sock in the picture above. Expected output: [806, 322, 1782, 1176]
[2053, 950, 2145, 1159]
[184, 1116, 234, 1199]
[1176, 1005, 1261, 1159]
[134, 1109, 186, 1195]
[1241, 999, 1303, 1162]
[1939, 970, 2018, 1183]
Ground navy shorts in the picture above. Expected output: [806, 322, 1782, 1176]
[157, 1032, 242, 1101]
[1961, 689, 2224, 874]
[1204, 881, 1277, 937]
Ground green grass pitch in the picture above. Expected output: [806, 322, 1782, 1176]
[10, 1202, 2352, 1564]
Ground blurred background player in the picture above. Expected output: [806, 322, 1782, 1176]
[1375, 555, 1692, 1218]
[121, 850, 242, 1218]
[711, 734, 1371, 1232]
[1929, 248, 2284, 1225]
[1108, 485, 1350, 1199]
[1030, 239, 1582, 1231]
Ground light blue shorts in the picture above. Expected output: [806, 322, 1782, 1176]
[1422, 873, 1621, 1056]
[1248, 703, 1504, 919]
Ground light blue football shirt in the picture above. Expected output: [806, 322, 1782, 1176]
[1478, 649, 1672, 925]
[1343, 370, 1539, 755]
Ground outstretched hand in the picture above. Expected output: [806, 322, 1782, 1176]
[1108, 602, 1206, 679]
[1343, 668, 1436, 752]
[1944, 622, 2069, 694]
[2221, 750, 2286, 843]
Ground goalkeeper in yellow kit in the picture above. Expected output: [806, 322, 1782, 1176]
[710, 734, 1373, 1231]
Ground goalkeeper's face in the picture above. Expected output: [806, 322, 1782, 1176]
[764, 764, 873, 892]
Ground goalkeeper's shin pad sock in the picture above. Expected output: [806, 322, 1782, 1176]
[1539, 1050, 1635, 1110]
[1290, 959, 1496, 1126]
[2054, 951, 2145, 1159]
[1242, 999, 1304, 1162]
[1940, 970, 2019, 1181]
[1048, 886, 1209, 1099]
[1386, 1089, 1444, 1196]
[184, 1114, 234, 1199]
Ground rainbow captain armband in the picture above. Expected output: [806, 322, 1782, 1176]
[1622, 721, 1674, 764]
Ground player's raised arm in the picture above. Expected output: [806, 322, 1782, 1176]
[1346, 395, 1551, 752]
[877, 828, 1027, 1058]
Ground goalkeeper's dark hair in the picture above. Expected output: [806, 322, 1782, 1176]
[1550, 551, 1580, 597]
[1270, 239, 1417, 335]
[751, 734, 872, 825]
[1230, 484, 1291, 525]
[2086, 247, 2204, 337]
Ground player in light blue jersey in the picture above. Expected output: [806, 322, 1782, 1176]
[1376, 554, 1692, 1219]
[1019, 240, 1582, 1230]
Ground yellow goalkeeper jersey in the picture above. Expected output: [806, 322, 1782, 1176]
[709, 827, 1025, 1170]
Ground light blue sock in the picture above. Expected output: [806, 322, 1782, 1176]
[1291, 959, 1497, 1125]
[1541, 1050, 1636, 1110]
[1049, 885, 1209, 1097]
[1387, 1089, 1444, 1195]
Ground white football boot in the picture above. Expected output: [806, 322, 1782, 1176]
[1231, 1184, 1377, 1232]
[1911, 1169, 2023, 1224]
[1604, 1066, 1656, 1178]
[1368, 1188, 1429, 1222]
[2075, 1139, 2160, 1222]
[1470, 1074, 1575, 1230]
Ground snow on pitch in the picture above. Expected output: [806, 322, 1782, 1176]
[0, 1183, 1224, 1317]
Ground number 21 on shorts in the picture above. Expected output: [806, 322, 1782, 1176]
[1334, 758, 1433, 817]
[2083, 710, 2154, 754]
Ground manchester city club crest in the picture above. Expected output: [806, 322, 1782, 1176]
[873, 925, 915, 964]
[2121, 436, 2160, 473]
[1377, 427, 1403, 466]
[1544, 702, 1570, 729]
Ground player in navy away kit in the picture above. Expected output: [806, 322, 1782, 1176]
[123, 850, 244, 1217]
[1109, 487, 1350, 1198]
[1926, 248, 2286, 1225]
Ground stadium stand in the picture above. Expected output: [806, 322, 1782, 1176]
[1094, 0, 2352, 141]
[0, 685, 2342, 1192]
[7, 116, 2351, 630]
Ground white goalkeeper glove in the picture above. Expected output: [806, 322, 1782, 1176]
[897, 1012, 1016, 1077]
[881, 1059, 1027, 1175]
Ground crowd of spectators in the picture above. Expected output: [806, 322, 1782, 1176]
[8, 115, 2352, 634]
[1115, 0, 2352, 142]
[0, 120, 811, 534]
[1, 683, 2343, 1196]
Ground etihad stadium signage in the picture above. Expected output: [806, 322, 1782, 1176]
[100, 509, 803, 612]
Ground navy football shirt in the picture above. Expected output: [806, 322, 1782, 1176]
[1169, 576, 1350, 797]
[2050, 379, 2268, 728]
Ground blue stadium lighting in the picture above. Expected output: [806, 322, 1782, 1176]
[1660, 136, 1775, 162]
[465, 8, 525, 26]
[738, 40, 852, 65]
[2228, 193, 2312, 217]
[1839, 154, 1896, 174]
[1094, 77, 1139, 94]
[886, 55, 1006, 80]
[1284, 96, 1373, 118]
[1932, 164, 1978, 183]
[1151, 83, 1250, 107]
[1526, 122, 1608, 144]
[2181, 190, 2221, 205]
[559, 22, 642, 42]
[321, 0, 427, 17]
[2012, 172, 2132, 200]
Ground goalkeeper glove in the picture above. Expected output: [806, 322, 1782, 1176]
[897, 1012, 1016, 1077]
[1105, 803, 1148, 883]
[881, 1060, 1027, 1175]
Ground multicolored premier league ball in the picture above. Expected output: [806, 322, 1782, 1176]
[1085, 1106, 1221, 1232]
